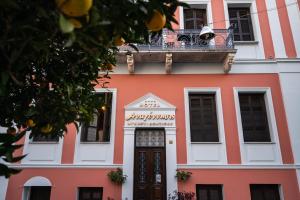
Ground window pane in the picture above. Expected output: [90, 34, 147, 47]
[196, 185, 223, 200]
[242, 34, 251, 41]
[32, 135, 59, 142]
[228, 7, 254, 41]
[250, 185, 280, 200]
[81, 93, 112, 142]
[30, 186, 51, 200]
[184, 9, 193, 19]
[185, 20, 194, 29]
[239, 93, 271, 142]
[241, 20, 250, 33]
[184, 9, 207, 29]
[229, 10, 237, 18]
[189, 94, 219, 142]
[79, 187, 103, 200]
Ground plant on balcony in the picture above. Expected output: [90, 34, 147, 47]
[168, 190, 195, 200]
[175, 170, 192, 182]
[107, 168, 127, 185]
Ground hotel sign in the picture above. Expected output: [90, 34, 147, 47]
[124, 94, 176, 128]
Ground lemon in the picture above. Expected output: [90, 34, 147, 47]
[69, 18, 82, 28]
[41, 124, 53, 134]
[56, 0, 93, 17]
[114, 36, 125, 46]
[26, 119, 36, 127]
[146, 10, 166, 32]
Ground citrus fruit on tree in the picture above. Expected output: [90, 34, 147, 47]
[26, 119, 36, 127]
[145, 10, 166, 31]
[41, 124, 53, 133]
[69, 18, 82, 28]
[56, 0, 93, 17]
[114, 36, 125, 46]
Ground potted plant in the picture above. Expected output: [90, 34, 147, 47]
[107, 168, 127, 184]
[175, 170, 192, 182]
[168, 190, 195, 200]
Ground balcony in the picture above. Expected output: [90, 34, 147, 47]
[117, 28, 236, 73]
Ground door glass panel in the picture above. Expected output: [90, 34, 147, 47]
[138, 152, 147, 183]
[153, 152, 161, 184]
[136, 130, 164, 147]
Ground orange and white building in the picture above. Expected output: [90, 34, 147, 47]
[1, 0, 300, 200]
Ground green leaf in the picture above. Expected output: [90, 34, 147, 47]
[59, 14, 74, 33]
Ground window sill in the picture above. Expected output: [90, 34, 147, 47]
[234, 41, 259, 45]
[243, 142, 275, 144]
[190, 142, 222, 144]
[80, 142, 111, 144]
[29, 141, 59, 144]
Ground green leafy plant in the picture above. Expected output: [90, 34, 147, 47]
[168, 190, 195, 200]
[107, 168, 127, 185]
[175, 170, 192, 182]
[0, 130, 27, 178]
[0, 0, 188, 178]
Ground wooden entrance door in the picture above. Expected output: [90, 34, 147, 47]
[134, 129, 166, 200]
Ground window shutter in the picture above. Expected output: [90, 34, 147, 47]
[250, 185, 280, 200]
[189, 94, 219, 142]
[239, 93, 271, 142]
[196, 184, 223, 200]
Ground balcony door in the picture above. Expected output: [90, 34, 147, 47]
[134, 129, 166, 200]
[184, 8, 207, 29]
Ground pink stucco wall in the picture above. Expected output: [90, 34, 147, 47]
[6, 168, 121, 200]
[178, 169, 300, 200]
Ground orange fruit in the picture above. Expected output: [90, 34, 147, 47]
[56, 0, 93, 17]
[114, 36, 125, 46]
[146, 10, 166, 31]
[26, 119, 36, 127]
[41, 124, 53, 133]
[69, 18, 82, 28]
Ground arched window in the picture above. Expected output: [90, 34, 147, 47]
[23, 176, 52, 200]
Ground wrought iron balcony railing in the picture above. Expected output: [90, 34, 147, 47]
[119, 28, 234, 52]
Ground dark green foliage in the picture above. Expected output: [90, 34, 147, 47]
[175, 170, 192, 182]
[0, 0, 187, 177]
[107, 168, 127, 184]
[0, 130, 26, 178]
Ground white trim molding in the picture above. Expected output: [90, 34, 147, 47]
[122, 93, 177, 200]
[179, 0, 213, 29]
[74, 88, 117, 165]
[24, 176, 52, 186]
[233, 87, 282, 164]
[23, 176, 52, 200]
[177, 164, 299, 169]
[22, 132, 64, 165]
[184, 88, 227, 164]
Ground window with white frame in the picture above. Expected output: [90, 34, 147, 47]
[196, 184, 223, 200]
[25, 186, 51, 200]
[184, 7, 207, 29]
[228, 5, 255, 41]
[250, 184, 281, 200]
[238, 93, 271, 142]
[80, 92, 112, 142]
[32, 135, 59, 142]
[78, 187, 103, 200]
[188, 93, 219, 142]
